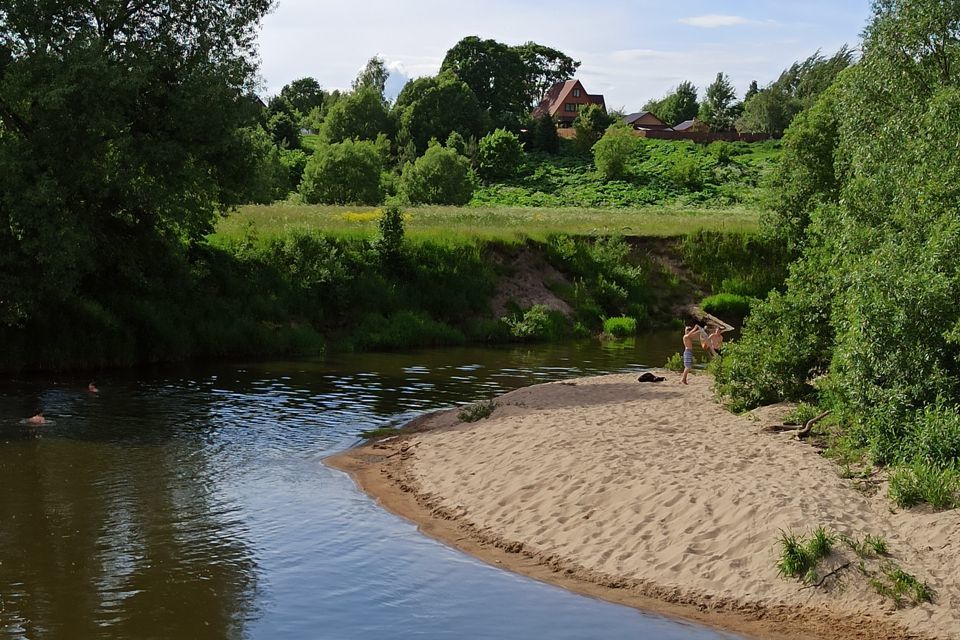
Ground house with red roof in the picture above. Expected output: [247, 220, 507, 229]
[532, 80, 606, 127]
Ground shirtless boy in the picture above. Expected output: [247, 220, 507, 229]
[710, 327, 724, 356]
[680, 325, 700, 384]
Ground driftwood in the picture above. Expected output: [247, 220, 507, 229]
[796, 410, 832, 440]
[800, 562, 852, 590]
[761, 410, 832, 439]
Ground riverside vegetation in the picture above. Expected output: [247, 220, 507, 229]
[1, 5, 806, 373]
[713, 0, 960, 511]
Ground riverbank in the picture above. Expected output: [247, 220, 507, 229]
[328, 372, 960, 640]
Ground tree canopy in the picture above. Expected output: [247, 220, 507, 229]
[0, 0, 272, 326]
[644, 81, 699, 126]
[698, 73, 739, 131]
[514, 42, 581, 107]
[736, 47, 855, 135]
[716, 0, 960, 474]
[440, 36, 527, 130]
[352, 56, 390, 99]
[393, 72, 485, 153]
[280, 77, 325, 118]
[321, 87, 392, 143]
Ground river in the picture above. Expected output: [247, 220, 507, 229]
[0, 335, 741, 639]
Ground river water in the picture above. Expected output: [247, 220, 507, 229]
[0, 335, 741, 639]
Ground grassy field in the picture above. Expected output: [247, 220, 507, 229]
[215, 203, 761, 244]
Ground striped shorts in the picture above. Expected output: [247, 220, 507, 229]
[682, 348, 694, 368]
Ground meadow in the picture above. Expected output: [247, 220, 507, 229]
[215, 203, 762, 244]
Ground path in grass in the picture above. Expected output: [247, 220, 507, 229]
[216, 203, 761, 244]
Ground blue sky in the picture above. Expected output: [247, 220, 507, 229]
[256, 0, 872, 109]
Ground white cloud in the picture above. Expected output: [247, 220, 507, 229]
[677, 14, 765, 28]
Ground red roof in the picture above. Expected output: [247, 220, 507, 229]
[532, 80, 605, 119]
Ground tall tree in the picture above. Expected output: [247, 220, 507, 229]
[0, 0, 272, 326]
[393, 72, 485, 153]
[698, 72, 738, 131]
[352, 56, 390, 100]
[321, 88, 392, 143]
[717, 0, 960, 470]
[573, 104, 614, 153]
[513, 42, 581, 107]
[441, 36, 527, 130]
[643, 81, 699, 126]
[280, 77, 325, 118]
[736, 47, 854, 135]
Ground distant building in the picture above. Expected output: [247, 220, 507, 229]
[532, 80, 606, 127]
[673, 118, 709, 133]
[622, 111, 672, 131]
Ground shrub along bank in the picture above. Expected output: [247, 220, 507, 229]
[0, 213, 780, 372]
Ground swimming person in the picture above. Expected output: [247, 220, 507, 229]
[26, 410, 45, 425]
[88, 382, 99, 393]
[681, 325, 700, 385]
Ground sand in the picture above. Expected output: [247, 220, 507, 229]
[328, 372, 960, 640]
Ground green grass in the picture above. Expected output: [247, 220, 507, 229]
[458, 400, 497, 423]
[471, 141, 781, 209]
[217, 203, 761, 244]
[888, 461, 960, 510]
[300, 133, 322, 152]
[701, 292, 753, 319]
[783, 402, 822, 426]
[776, 527, 834, 584]
[602, 316, 637, 337]
[870, 562, 933, 608]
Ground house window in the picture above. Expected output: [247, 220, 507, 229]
[564, 103, 577, 112]
[573, 88, 581, 97]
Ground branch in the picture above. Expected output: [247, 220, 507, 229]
[800, 562, 851, 590]
[797, 410, 831, 440]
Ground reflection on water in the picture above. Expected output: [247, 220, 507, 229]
[0, 335, 738, 640]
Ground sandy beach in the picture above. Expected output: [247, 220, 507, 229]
[328, 372, 960, 640]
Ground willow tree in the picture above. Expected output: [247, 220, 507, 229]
[717, 0, 960, 468]
[0, 0, 272, 326]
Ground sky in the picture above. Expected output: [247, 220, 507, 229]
[255, 0, 872, 109]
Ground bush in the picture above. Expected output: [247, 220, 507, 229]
[888, 461, 959, 511]
[373, 204, 405, 270]
[679, 231, 789, 300]
[530, 114, 559, 153]
[503, 304, 566, 341]
[664, 352, 685, 372]
[602, 316, 637, 337]
[279, 148, 308, 192]
[477, 128, 524, 180]
[709, 140, 734, 164]
[266, 111, 300, 149]
[908, 403, 960, 466]
[701, 293, 753, 320]
[400, 144, 474, 205]
[352, 310, 465, 351]
[458, 400, 496, 423]
[593, 124, 637, 181]
[299, 139, 383, 205]
[783, 402, 822, 426]
[241, 126, 289, 204]
[668, 153, 704, 191]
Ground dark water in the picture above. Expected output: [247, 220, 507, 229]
[0, 335, 739, 640]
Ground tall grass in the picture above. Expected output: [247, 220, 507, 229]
[217, 203, 761, 244]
